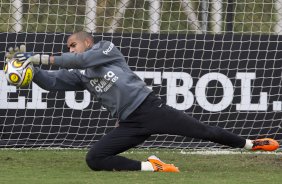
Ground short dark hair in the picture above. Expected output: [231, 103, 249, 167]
[69, 31, 94, 43]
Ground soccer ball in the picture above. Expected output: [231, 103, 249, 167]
[4, 58, 34, 87]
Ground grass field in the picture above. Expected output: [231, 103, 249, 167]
[0, 149, 281, 184]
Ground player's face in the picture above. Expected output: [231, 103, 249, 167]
[67, 36, 89, 53]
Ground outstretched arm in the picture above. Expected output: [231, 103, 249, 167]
[51, 41, 122, 69]
[33, 67, 85, 91]
[16, 41, 123, 69]
[6, 45, 85, 91]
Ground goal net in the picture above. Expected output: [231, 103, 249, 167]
[0, 0, 281, 149]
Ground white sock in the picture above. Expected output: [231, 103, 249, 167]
[244, 139, 253, 150]
[141, 161, 154, 171]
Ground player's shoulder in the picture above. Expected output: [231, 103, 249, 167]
[91, 40, 118, 56]
[91, 40, 114, 50]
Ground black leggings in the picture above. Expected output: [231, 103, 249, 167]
[86, 93, 246, 171]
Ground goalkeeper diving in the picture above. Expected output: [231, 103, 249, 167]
[6, 31, 279, 172]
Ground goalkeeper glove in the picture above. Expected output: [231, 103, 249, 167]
[14, 52, 34, 62]
[5, 45, 26, 62]
[6, 45, 50, 65]
[14, 53, 50, 65]
[30, 54, 50, 65]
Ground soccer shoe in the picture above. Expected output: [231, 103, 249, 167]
[147, 155, 180, 172]
[252, 138, 279, 151]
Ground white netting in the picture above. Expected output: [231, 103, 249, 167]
[0, 0, 281, 149]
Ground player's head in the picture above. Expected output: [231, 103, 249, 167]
[67, 31, 94, 53]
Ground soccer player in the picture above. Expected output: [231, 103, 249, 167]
[7, 31, 279, 172]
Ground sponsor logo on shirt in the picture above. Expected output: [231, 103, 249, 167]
[68, 69, 85, 75]
[89, 71, 119, 93]
[79, 70, 85, 75]
[102, 42, 114, 55]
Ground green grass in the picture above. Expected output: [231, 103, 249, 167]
[0, 149, 281, 184]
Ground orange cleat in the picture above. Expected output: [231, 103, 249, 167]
[147, 155, 180, 172]
[252, 138, 279, 151]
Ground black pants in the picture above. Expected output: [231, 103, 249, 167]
[86, 93, 246, 171]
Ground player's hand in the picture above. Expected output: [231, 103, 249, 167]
[28, 54, 50, 65]
[5, 45, 26, 62]
[14, 53, 50, 65]
[6, 45, 50, 65]
[14, 52, 34, 62]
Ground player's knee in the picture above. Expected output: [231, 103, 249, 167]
[85, 150, 103, 171]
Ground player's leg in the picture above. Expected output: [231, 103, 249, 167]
[86, 125, 150, 171]
[153, 106, 279, 151]
[128, 93, 278, 151]
[125, 93, 245, 148]
[148, 105, 247, 148]
[86, 123, 180, 172]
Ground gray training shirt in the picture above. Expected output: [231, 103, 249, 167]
[33, 41, 152, 120]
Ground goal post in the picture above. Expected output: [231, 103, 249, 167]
[0, 0, 281, 149]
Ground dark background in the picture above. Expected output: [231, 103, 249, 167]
[0, 33, 281, 148]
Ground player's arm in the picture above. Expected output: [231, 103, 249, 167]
[33, 67, 85, 91]
[15, 41, 123, 69]
[52, 41, 122, 69]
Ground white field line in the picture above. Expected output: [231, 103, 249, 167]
[1, 148, 281, 155]
[123, 149, 282, 155]
[179, 150, 282, 155]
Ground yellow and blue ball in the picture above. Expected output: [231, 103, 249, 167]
[4, 58, 34, 87]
